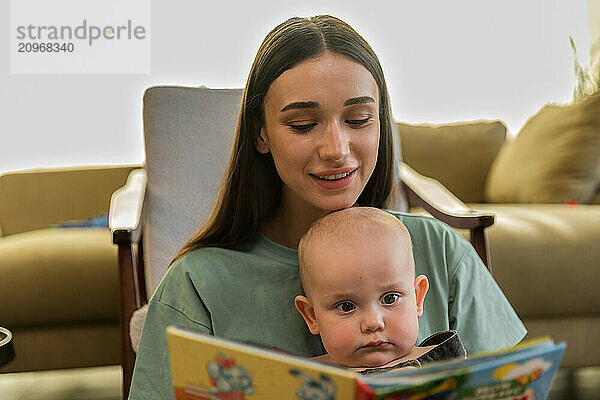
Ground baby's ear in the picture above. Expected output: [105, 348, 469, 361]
[414, 275, 429, 318]
[294, 295, 320, 335]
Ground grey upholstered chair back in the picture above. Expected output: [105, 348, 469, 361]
[142, 86, 243, 297]
[141, 85, 407, 299]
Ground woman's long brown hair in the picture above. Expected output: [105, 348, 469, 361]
[173, 15, 395, 262]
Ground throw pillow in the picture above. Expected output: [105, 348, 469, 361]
[396, 120, 507, 203]
[485, 91, 600, 203]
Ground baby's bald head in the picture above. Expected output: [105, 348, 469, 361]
[298, 207, 414, 297]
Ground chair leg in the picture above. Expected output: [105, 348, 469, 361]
[470, 226, 492, 273]
[118, 242, 138, 399]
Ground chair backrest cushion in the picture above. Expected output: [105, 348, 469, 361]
[142, 87, 243, 296]
[142, 86, 408, 298]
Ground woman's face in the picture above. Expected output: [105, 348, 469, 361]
[257, 52, 380, 215]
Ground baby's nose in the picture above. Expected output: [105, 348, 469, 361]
[361, 310, 385, 332]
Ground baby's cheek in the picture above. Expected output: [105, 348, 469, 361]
[390, 315, 419, 351]
[322, 322, 357, 359]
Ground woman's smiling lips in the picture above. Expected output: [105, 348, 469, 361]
[310, 168, 357, 190]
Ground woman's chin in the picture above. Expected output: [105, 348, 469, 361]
[314, 196, 360, 212]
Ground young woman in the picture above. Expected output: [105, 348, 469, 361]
[128, 15, 526, 399]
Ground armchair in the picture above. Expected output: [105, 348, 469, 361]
[109, 86, 495, 398]
[0, 165, 137, 373]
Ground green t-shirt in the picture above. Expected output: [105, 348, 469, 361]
[128, 211, 526, 400]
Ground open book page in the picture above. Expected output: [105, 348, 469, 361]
[360, 338, 565, 400]
[167, 326, 565, 400]
[167, 326, 356, 400]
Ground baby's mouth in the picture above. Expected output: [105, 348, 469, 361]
[359, 341, 393, 350]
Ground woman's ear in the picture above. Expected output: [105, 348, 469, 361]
[414, 275, 429, 318]
[294, 295, 320, 335]
[256, 127, 270, 154]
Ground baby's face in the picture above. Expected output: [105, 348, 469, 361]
[303, 228, 425, 368]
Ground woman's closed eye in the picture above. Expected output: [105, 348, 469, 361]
[345, 116, 372, 127]
[381, 293, 401, 306]
[334, 301, 356, 313]
[286, 122, 317, 132]
[286, 115, 372, 132]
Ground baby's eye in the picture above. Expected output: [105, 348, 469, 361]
[335, 301, 356, 313]
[381, 293, 400, 305]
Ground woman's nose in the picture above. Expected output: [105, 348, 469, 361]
[361, 309, 385, 333]
[318, 121, 350, 162]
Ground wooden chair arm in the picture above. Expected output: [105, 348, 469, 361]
[399, 162, 494, 270]
[399, 162, 494, 227]
[108, 168, 147, 398]
[109, 169, 147, 245]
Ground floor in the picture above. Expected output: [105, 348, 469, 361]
[0, 365, 598, 399]
[0, 365, 121, 400]
[548, 367, 600, 400]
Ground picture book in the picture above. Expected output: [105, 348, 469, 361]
[166, 326, 566, 400]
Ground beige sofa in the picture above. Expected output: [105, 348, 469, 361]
[0, 165, 137, 372]
[397, 92, 600, 368]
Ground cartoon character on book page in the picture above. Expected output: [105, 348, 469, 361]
[289, 369, 336, 400]
[178, 353, 254, 400]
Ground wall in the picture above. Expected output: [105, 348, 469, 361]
[0, 0, 592, 173]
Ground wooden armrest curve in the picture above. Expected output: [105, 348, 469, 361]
[399, 162, 494, 229]
[109, 169, 147, 244]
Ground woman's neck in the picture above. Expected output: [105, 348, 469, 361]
[262, 201, 327, 250]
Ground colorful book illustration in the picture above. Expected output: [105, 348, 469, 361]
[167, 326, 565, 400]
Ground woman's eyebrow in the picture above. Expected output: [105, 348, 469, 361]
[280, 101, 319, 112]
[280, 96, 375, 112]
[344, 96, 375, 106]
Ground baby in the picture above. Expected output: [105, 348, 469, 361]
[294, 207, 465, 372]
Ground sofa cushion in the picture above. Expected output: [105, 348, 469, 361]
[592, 191, 600, 204]
[2, 323, 120, 373]
[524, 316, 600, 368]
[0, 165, 137, 236]
[396, 120, 507, 203]
[485, 92, 600, 204]
[464, 204, 600, 318]
[0, 228, 119, 328]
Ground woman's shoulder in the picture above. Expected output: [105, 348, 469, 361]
[165, 244, 258, 284]
[149, 235, 303, 328]
[158, 236, 298, 296]
[383, 209, 467, 243]
[382, 209, 474, 275]
[170, 234, 298, 272]
[171, 245, 243, 267]
[151, 243, 267, 308]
